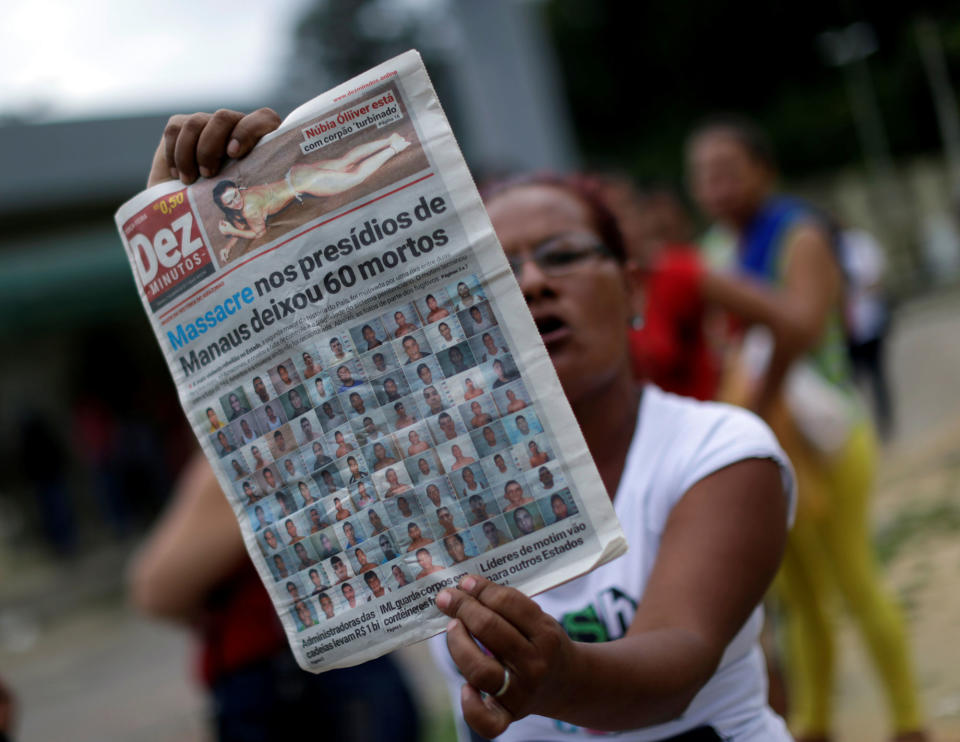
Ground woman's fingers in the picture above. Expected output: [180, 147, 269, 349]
[445, 618, 513, 698]
[156, 108, 282, 186]
[438, 580, 533, 665]
[461, 681, 513, 739]
[227, 107, 282, 159]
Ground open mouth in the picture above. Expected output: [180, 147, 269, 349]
[534, 314, 570, 346]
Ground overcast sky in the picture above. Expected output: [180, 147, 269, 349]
[1, 0, 313, 121]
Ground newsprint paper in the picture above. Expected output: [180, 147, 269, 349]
[115, 51, 627, 671]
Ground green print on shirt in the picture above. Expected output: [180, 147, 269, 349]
[560, 587, 637, 643]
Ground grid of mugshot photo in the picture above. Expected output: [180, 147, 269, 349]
[198, 274, 580, 631]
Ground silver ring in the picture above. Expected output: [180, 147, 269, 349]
[494, 666, 511, 698]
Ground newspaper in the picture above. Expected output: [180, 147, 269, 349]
[114, 51, 626, 671]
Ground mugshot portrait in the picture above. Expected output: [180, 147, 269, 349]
[269, 550, 292, 581]
[527, 462, 566, 496]
[243, 441, 270, 471]
[446, 275, 485, 310]
[304, 504, 331, 535]
[539, 488, 579, 525]
[432, 503, 468, 538]
[295, 410, 324, 447]
[387, 395, 422, 433]
[296, 345, 323, 380]
[292, 537, 322, 572]
[351, 408, 390, 447]
[341, 386, 378, 421]
[220, 387, 252, 422]
[326, 552, 354, 585]
[303, 564, 331, 596]
[307, 372, 334, 407]
[350, 478, 378, 510]
[316, 396, 348, 432]
[293, 477, 320, 509]
[281, 511, 311, 546]
[292, 597, 320, 631]
[423, 314, 465, 350]
[461, 490, 501, 527]
[403, 355, 443, 393]
[411, 543, 446, 580]
[442, 529, 480, 565]
[363, 567, 390, 600]
[266, 423, 295, 460]
[418, 478, 457, 514]
[435, 437, 480, 474]
[491, 379, 531, 417]
[501, 477, 536, 513]
[415, 291, 453, 326]
[338, 518, 366, 549]
[488, 354, 521, 390]
[327, 426, 357, 460]
[503, 409, 545, 444]
[230, 411, 263, 447]
[471, 421, 511, 458]
[349, 318, 388, 353]
[310, 527, 342, 561]
[436, 341, 478, 379]
[331, 359, 366, 393]
[507, 505, 545, 539]
[259, 526, 284, 555]
[405, 449, 445, 485]
[338, 579, 362, 611]
[278, 453, 306, 485]
[455, 463, 488, 498]
[268, 359, 302, 396]
[417, 383, 453, 420]
[474, 515, 513, 553]
[225, 454, 249, 482]
[457, 301, 498, 338]
[376, 465, 415, 501]
[237, 476, 263, 506]
[468, 326, 512, 365]
[211, 427, 239, 458]
[359, 343, 400, 380]
[350, 543, 383, 575]
[387, 559, 413, 590]
[400, 423, 433, 458]
[249, 374, 272, 405]
[519, 434, 553, 470]
[247, 499, 273, 532]
[280, 384, 313, 420]
[256, 400, 289, 434]
[281, 573, 307, 604]
[363, 438, 402, 474]
[396, 329, 433, 367]
[312, 463, 344, 498]
[387, 493, 424, 528]
[372, 372, 411, 406]
[363, 503, 392, 539]
[457, 394, 499, 431]
[427, 408, 467, 444]
[381, 303, 421, 340]
[321, 334, 354, 368]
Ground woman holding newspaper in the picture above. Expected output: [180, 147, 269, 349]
[150, 112, 793, 742]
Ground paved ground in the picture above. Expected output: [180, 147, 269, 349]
[1, 288, 959, 742]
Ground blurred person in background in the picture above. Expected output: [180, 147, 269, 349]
[840, 227, 895, 441]
[598, 176, 720, 401]
[686, 115, 926, 742]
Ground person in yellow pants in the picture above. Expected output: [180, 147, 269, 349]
[687, 114, 926, 742]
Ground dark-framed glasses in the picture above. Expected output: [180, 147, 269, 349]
[506, 234, 614, 277]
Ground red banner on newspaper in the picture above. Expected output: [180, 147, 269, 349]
[121, 189, 216, 311]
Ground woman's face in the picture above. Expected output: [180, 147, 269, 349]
[486, 185, 634, 405]
[223, 186, 244, 210]
[687, 131, 771, 226]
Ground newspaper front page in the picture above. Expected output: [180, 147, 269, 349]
[114, 51, 627, 671]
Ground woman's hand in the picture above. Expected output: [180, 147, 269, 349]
[436, 575, 575, 738]
[147, 108, 282, 188]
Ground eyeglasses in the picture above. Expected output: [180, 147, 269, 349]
[506, 234, 614, 277]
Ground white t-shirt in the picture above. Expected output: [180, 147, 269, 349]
[430, 385, 795, 741]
